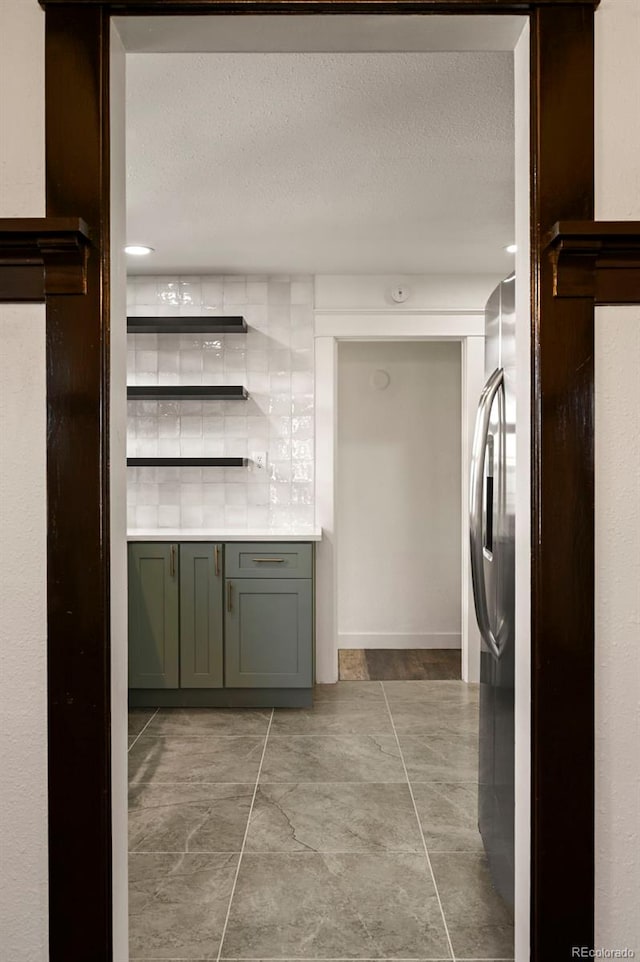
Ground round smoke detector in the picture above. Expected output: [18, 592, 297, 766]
[371, 369, 391, 391]
[391, 285, 411, 303]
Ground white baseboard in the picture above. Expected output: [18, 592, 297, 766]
[338, 632, 462, 651]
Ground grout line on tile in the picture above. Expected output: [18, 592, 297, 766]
[404, 850, 482, 856]
[406, 780, 479, 784]
[128, 780, 256, 785]
[128, 780, 410, 786]
[267, 732, 399, 737]
[256, 779, 408, 784]
[411, 778, 478, 784]
[128, 779, 413, 786]
[130, 850, 245, 855]
[129, 734, 273, 742]
[130, 731, 401, 739]
[127, 780, 261, 785]
[130, 849, 428, 855]
[215, 708, 274, 962]
[128, 708, 159, 753]
[380, 681, 456, 962]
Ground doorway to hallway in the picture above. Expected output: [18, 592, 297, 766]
[336, 339, 464, 684]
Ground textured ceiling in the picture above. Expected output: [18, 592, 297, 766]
[116, 14, 525, 54]
[126, 52, 514, 275]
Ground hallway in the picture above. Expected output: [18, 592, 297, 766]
[128, 682, 513, 961]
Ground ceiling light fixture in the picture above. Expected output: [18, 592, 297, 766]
[125, 245, 154, 256]
[505, 244, 518, 254]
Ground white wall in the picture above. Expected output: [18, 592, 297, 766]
[315, 273, 503, 313]
[337, 341, 462, 649]
[594, 0, 640, 952]
[0, 2, 48, 960]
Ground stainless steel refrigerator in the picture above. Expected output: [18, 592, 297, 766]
[470, 274, 516, 910]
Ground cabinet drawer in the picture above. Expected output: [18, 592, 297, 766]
[225, 542, 312, 579]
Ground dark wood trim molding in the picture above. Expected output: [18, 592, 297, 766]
[547, 220, 640, 303]
[40, 0, 600, 7]
[38, 2, 604, 961]
[0, 217, 90, 302]
[530, 6, 595, 959]
[45, 7, 113, 961]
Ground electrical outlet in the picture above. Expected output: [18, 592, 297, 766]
[251, 451, 267, 472]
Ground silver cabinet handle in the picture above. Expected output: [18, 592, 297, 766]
[469, 367, 504, 660]
[252, 557, 285, 563]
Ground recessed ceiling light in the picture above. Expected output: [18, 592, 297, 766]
[125, 245, 154, 256]
[505, 244, 518, 254]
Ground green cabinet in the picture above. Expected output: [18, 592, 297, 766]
[128, 542, 223, 690]
[180, 543, 224, 688]
[225, 579, 313, 688]
[128, 540, 314, 705]
[128, 542, 179, 689]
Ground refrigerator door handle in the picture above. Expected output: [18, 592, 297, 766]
[470, 367, 504, 660]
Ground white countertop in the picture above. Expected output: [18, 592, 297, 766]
[127, 529, 322, 542]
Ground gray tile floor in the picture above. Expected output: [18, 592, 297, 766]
[128, 681, 514, 962]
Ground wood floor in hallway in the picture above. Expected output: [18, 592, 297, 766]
[338, 649, 461, 681]
[128, 681, 514, 961]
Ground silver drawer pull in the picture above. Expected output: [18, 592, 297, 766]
[252, 557, 285, 563]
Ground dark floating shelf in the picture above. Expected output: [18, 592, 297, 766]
[127, 315, 247, 334]
[127, 457, 247, 468]
[127, 385, 248, 401]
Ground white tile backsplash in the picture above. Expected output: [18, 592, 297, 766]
[127, 274, 315, 530]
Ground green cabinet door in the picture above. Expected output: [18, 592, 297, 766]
[180, 543, 224, 688]
[225, 579, 313, 688]
[128, 543, 179, 689]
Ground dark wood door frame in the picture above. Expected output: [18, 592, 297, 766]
[10, 0, 629, 958]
